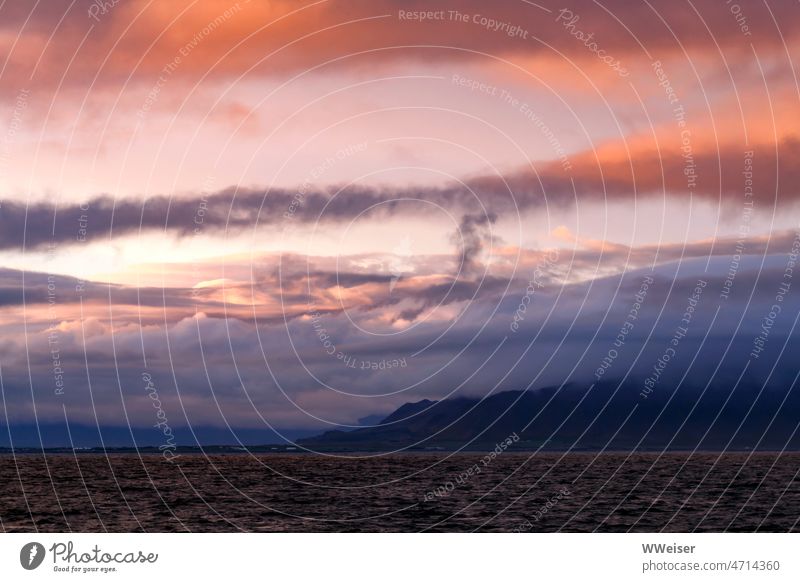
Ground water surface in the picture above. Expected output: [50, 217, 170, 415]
[1, 452, 797, 532]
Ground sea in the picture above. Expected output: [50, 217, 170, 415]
[0, 452, 797, 532]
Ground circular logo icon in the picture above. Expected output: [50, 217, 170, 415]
[20, 542, 46, 570]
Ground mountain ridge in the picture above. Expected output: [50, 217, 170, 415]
[298, 381, 800, 451]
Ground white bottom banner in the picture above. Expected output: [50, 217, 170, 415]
[0, 533, 796, 581]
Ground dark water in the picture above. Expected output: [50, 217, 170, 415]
[0, 452, 798, 532]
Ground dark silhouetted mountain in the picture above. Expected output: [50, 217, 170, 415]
[298, 381, 800, 451]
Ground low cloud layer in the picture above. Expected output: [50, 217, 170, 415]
[1, 228, 798, 439]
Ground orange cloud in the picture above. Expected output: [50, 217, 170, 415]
[3, 0, 799, 95]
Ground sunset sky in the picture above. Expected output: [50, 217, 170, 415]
[1, 0, 799, 445]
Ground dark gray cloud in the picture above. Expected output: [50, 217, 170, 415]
[0, 185, 483, 250]
[453, 212, 498, 276]
[4, 136, 799, 251]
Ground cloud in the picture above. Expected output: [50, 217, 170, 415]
[3, 134, 798, 251]
[3, 225, 796, 333]
[4, 0, 799, 94]
[0, 186, 398, 250]
[452, 212, 498, 276]
[2, 248, 798, 433]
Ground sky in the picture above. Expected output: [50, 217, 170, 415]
[0, 0, 799, 446]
